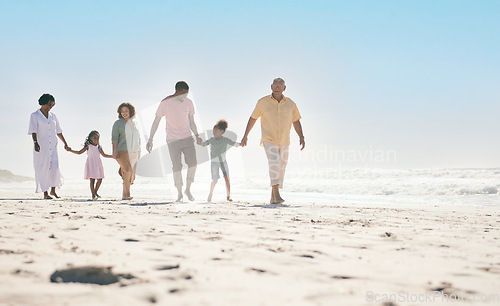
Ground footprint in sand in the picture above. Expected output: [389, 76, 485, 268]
[11, 269, 37, 277]
[478, 267, 500, 274]
[124, 238, 139, 242]
[429, 281, 471, 297]
[248, 268, 267, 273]
[156, 264, 180, 271]
[50, 266, 135, 285]
[331, 275, 354, 280]
[298, 254, 315, 259]
[0, 249, 16, 255]
[147, 296, 157, 303]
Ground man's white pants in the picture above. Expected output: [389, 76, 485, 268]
[263, 142, 289, 188]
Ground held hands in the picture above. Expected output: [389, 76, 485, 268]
[146, 140, 153, 153]
[240, 136, 248, 147]
[195, 135, 203, 146]
[113, 152, 120, 159]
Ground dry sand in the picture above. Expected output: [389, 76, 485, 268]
[1, 188, 499, 305]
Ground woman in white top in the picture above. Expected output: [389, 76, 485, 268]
[28, 94, 70, 199]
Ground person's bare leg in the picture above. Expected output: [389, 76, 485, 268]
[168, 141, 184, 202]
[94, 179, 102, 198]
[117, 152, 134, 200]
[224, 176, 232, 202]
[275, 185, 285, 204]
[184, 181, 195, 201]
[207, 180, 217, 202]
[270, 185, 278, 204]
[176, 186, 183, 202]
[44, 191, 52, 199]
[50, 187, 60, 198]
[90, 179, 96, 200]
[121, 171, 132, 200]
[184, 143, 197, 202]
[270, 184, 284, 204]
[121, 173, 131, 200]
[277, 146, 288, 204]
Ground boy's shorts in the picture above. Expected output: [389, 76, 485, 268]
[211, 160, 229, 180]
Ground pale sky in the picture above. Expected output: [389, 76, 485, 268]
[2, 0, 499, 178]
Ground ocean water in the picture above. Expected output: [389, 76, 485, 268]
[230, 168, 500, 207]
[284, 168, 500, 196]
[2, 168, 498, 207]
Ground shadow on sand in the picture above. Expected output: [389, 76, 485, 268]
[126, 202, 175, 206]
[247, 204, 296, 209]
[0, 198, 47, 201]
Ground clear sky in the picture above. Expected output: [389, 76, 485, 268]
[2, 0, 499, 178]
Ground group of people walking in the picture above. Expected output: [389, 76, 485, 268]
[28, 78, 305, 204]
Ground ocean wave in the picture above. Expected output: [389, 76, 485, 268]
[288, 168, 500, 180]
[234, 168, 500, 197]
[458, 186, 498, 195]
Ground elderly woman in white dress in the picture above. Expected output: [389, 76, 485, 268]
[28, 94, 70, 199]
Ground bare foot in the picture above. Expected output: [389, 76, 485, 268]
[50, 191, 60, 198]
[44, 194, 53, 200]
[271, 185, 284, 204]
[227, 196, 233, 202]
[95, 193, 101, 199]
[122, 196, 133, 200]
[207, 193, 213, 203]
[184, 190, 194, 201]
[175, 195, 183, 202]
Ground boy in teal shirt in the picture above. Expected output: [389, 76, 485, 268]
[200, 120, 240, 202]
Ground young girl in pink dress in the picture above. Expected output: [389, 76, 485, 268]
[69, 130, 113, 200]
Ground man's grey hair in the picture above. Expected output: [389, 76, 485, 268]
[273, 78, 285, 85]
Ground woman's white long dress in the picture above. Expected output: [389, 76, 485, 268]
[28, 109, 64, 193]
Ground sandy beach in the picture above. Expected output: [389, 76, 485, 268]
[1, 174, 499, 306]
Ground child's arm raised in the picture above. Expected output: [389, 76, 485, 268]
[69, 146, 88, 155]
[99, 146, 113, 158]
[227, 137, 240, 147]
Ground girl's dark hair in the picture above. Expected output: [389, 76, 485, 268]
[214, 119, 228, 131]
[117, 102, 136, 119]
[38, 93, 55, 105]
[84, 130, 100, 147]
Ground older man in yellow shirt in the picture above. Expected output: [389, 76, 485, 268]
[241, 78, 305, 204]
